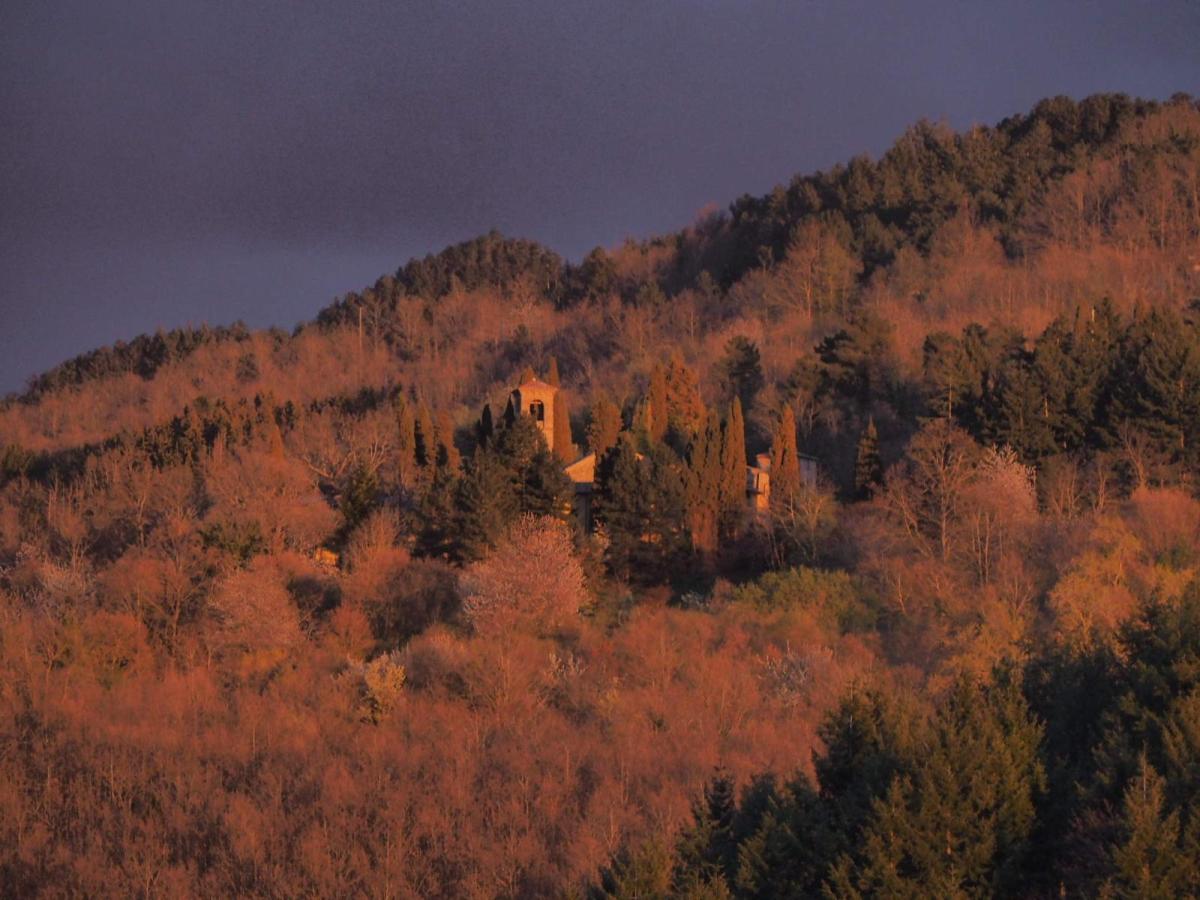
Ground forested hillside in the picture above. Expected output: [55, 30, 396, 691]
[4, 93, 1200, 896]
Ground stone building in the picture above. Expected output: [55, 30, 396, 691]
[510, 376, 560, 454]
[507, 372, 819, 531]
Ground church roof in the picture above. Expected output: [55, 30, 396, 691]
[515, 376, 556, 391]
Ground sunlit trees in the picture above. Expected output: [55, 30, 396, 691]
[459, 515, 587, 636]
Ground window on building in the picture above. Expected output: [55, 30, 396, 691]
[529, 400, 545, 422]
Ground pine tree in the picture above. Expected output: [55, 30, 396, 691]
[1105, 755, 1192, 899]
[834, 674, 1045, 898]
[854, 417, 883, 500]
[492, 413, 572, 519]
[719, 397, 747, 538]
[449, 452, 514, 561]
[719, 336, 765, 412]
[594, 434, 691, 584]
[674, 774, 739, 893]
[416, 463, 461, 559]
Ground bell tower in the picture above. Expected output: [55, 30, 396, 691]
[510, 376, 559, 454]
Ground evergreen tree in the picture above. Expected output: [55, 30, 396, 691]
[685, 408, 722, 555]
[492, 413, 573, 519]
[719, 398, 748, 537]
[593, 435, 691, 584]
[546, 355, 561, 387]
[416, 463, 461, 559]
[664, 350, 707, 446]
[769, 405, 802, 509]
[396, 396, 418, 488]
[648, 365, 670, 444]
[1104, 755, 1194, 899]
[475, 403, 495, 451]
[719, 336, 766, 412]
[552, 388, 574, 462]
[415, 402, 436, 468]
[674, 774, 739, 894]
[434, 410, 462, 471]
[832, 674, 1045, 898]
[451, 451, 517, 561]
[854, 417, 883, 500]
[587, 395, 623, 458]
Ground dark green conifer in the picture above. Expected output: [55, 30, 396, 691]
[719, 397, 748, 538]
[853, 417, 883, 500]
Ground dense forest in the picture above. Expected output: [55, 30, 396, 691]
[3, 93, 1200, 896]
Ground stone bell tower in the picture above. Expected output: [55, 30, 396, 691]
[510, 376, 559, 454]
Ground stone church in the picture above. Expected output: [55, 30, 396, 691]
[510, 373, 816, 531]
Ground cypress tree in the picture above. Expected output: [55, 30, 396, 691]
[435, 410, 462, 472]
[415, 402, 436, 468]
[396, 396, 418, 488]
[685, 408, 722, 555]
[665, 350, 706, 444]
[770, 405, 802, 509]
[648, 365, 669, 444]
[854, 417, 883, 500]
[719, 397, 747, 537]
[587, 395, 623, 458]
[475, 403, 494, 451]
[546, 356, 561, 387]
[552, 388, 574, 462]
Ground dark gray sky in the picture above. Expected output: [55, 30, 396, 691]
[2, 0, 1198, 393]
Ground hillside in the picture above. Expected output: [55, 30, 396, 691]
[4, 93, 1200, 896]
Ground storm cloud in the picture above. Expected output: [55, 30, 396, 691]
[2, 0, 1198, 391]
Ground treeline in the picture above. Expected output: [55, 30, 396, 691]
[11, 322, 255, 403]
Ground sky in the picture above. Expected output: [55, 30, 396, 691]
[2, 1, 1198, 393]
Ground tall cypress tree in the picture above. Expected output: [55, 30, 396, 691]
[719, 397, 747, 537]
[685, 408, 722, 555]
[434, 410, 462, 472]
[395, 396, 418, 489]
[552, 388, 574, 462]
[665, 350, 706, 445]
[648, 365, 669, 444]
[770, 405, 802, 509]
[415, 401, 436, 468]
[854, 417, 883, 500]
[475, 403, 495, 451]
[587, 395, 623, 458]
